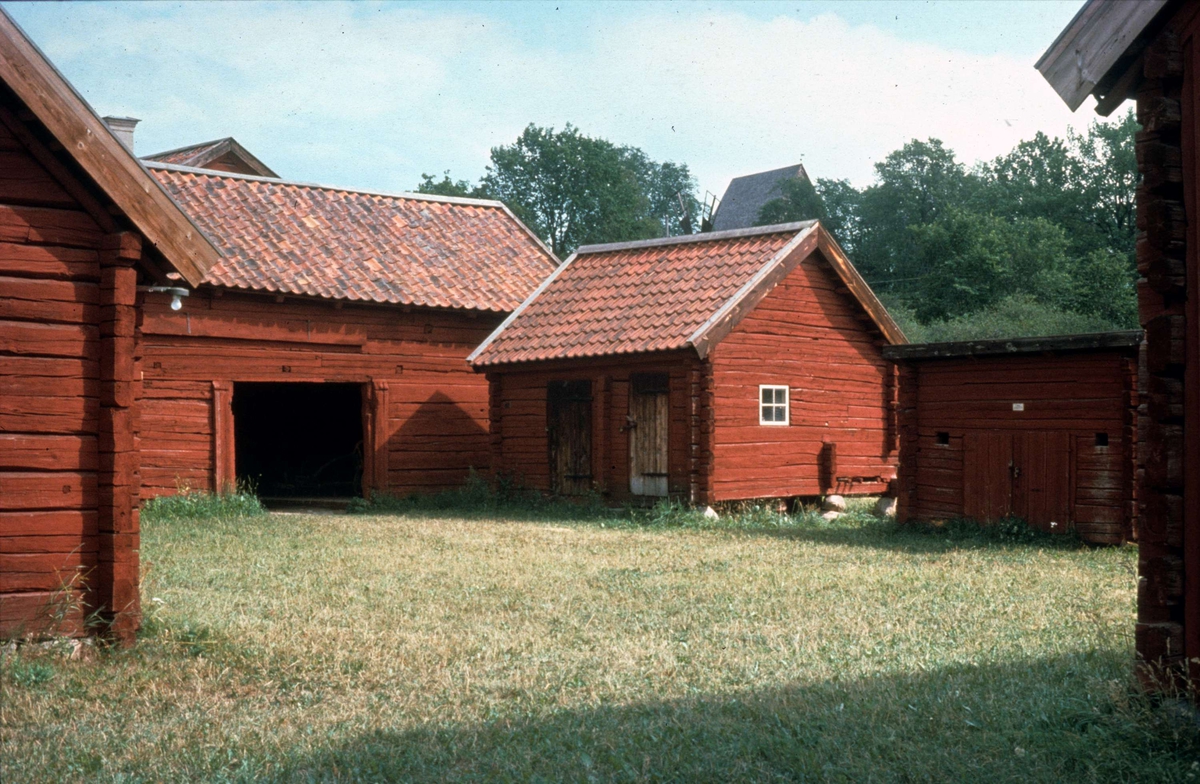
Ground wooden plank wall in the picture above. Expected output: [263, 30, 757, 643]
[707, 250, 896, 501]
[900, 350, 1138, 544]
[138, 290, 501, 498]
[1134, 0, 1198, 691]
[0, 106, 119, 638]
[485, 353, 697, 504]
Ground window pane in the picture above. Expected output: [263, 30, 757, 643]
[761, 388, 772, 404]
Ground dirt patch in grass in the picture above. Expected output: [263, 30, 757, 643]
[2, 509, 1194, 782]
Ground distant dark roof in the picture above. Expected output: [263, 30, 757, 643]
[882, 330, 1143, 361]
[143, 137, 279, 178]
[710, 164, 809, 232]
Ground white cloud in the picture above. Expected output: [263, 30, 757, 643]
[6, 1, 1100, 196]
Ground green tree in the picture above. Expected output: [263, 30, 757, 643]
[1071, 109, 1139, 258]
[754, 175, 827, 227]
[814, 178, 862, 251]
[910, 209, 1075, 322]
[855, 138, 977, 293]
[416, 171, 489, 199]
[622, 153, 701, 237]
[480, 124, 697, 256]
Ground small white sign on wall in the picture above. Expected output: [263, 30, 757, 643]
[1012, 403, 1025, 411]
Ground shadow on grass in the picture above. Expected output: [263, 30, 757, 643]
[277, 654, 1197, 783]
[348, 473, 1101, 556]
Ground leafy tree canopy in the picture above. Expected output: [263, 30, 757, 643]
[782, 111, 1139, 340]
[417, 125, 698, 256]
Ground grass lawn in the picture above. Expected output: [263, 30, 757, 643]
[2, 502, 1197, 782]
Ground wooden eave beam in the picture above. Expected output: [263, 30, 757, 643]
[0, 8, 221, 286]
[1036, 0, 1168, 111]
[1094, 52, 1146, 116]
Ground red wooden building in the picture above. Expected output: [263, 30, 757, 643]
[0, 11, 220, 640]
[1040, 0, 1199, 691]
[469, 221, 906, 505]
[133, 160, 557, 501]
[887, 332, 1142, 545]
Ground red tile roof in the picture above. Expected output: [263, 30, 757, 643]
[148, 163, 559, 312]
[468, 222, 799, 365]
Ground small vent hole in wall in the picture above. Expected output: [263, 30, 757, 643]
[936, 432, 950, 446]
[1095, 432, 1109, 447]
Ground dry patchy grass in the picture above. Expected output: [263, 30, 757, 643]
[2, 508, 1196, 782]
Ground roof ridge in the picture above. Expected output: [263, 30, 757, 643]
[574, 221, 816, 255]
[143, 137, 231, 160]
[145, 160, 511, 209]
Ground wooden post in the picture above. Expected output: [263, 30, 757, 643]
[487, 373, 503, 486]
[372, 380, 389, 495]
[894, 362, 920, 522]
[1133, 28, 1192, 691]
[696, 360, 715, 506]
[95, 231, 141, 644]
[211, 381, 235, 494]
[596, 375, 611, 495]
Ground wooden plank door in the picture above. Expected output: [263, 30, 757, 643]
[547, 380, 592, 496]
[1012, 431, 1073, 532]
[963, 431, 1013, 520]
[629, 373, 670, 497]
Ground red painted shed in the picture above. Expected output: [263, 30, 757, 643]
[133, 161, 558, 502]
[0, 10, 220, 640]
[886, 332, 1142, 545]
[1040, 0, 1200, 693]
[469, 221, 906, 505]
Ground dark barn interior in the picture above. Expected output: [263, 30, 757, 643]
[232, 383, 364, 498]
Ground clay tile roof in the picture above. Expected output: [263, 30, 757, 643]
[147, 163, 559, 312]
[472, 221, 836, 367]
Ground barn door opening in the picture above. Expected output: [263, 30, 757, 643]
[232, 382, 364, 499]
[629, 373, 670, 497]
[547, 380, 593, 496]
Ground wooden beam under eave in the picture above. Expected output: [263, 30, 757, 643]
[0, 9, 221, 286]
[1035, 0, 1168, 112]
[1094, 53, 1145, 116]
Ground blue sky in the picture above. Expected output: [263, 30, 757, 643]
[3, 1, 1096, 199]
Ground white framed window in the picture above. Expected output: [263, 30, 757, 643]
[759, 385, 789, 426]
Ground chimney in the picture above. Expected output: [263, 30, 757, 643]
[102, 116, 140, 153]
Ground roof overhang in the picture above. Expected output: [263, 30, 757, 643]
[1036, 0, 1173, 114]
[0, 8, 221, 285]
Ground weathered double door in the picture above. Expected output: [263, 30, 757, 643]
[963, 431, 1072, 531]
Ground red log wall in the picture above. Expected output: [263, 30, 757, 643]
[707, 250, 896, 500]
[485, 353, 700, 503]
[895, 350, 1139, 544]
[137, 289, 501, 498]
[1134, 0, 1199, 691]
[0, 103, 141, 639]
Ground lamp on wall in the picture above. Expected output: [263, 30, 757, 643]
[139, 286, 190, 311]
